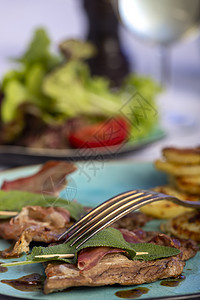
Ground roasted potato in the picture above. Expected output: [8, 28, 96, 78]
[140, 186, 195, 219]
[162, 147, 200, 165]
[161, 210, 200, 242]
[174, 175, 200, 194]
[155, 159, 200, 176]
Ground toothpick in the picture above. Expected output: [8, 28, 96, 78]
[35, 252, 148, 259]
[0, 211, 18, 216]
[136, 252, 149, 255]
[34, 253, 75, 259]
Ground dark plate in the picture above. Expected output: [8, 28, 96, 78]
[0, 127, 165, 166]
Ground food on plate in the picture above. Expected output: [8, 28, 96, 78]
[0, 160, 83, 257]
[140, 186, 195, 219]
[174, 174, 200, 194]
[162, 146, 200, 164]
[155, 146, 200, 196]
[43, 229, 197, 294]
[0, 200, 198, 294]
[0, 28, 160, 149]
[1, 220, 198, 294]
[154, 159, 200, 176]
[68, 117, 130, 148]
[1, 160, 76, 194]
[0, 158, 199, 295]
[140, 146, 200, 218]
[155, 146, 200, 190]
[112, 211, 152, 230]
[161, 210, 200, 242]
[0, 204, 82, 258]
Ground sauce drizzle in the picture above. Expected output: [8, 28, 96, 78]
[115, 287, 149, 298]
[0, 262, 7, 273]
[1, 273, 44, 292]
[160, 275, 186, 287]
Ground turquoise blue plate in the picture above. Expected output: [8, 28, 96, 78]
[0, 161, 199, 300]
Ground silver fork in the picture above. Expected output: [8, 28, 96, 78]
[58, 189, 200, 249]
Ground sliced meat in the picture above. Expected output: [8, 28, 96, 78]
[0, 206, 72, 257]
[0, 225, 67, 258]
[43, 227, 198, 294]
[119, 228, 144, 243]
[146, 233, 198, 261]
[77, 247, 126, 271]
[1, 160, 77, 195]
[0, 206, 71, 241]
[44, 253, 185, 294]
[112, 212, 152, 230]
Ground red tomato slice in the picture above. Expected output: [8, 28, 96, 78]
[68, 117, 130, 148]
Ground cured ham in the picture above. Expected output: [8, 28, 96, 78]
[0, 205, 72, 257]
[1, 161, 77, 195]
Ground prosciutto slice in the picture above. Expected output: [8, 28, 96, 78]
[1, 161, 77, 195]
[0, 206, 72, 257]
[77, 247, 126, 271]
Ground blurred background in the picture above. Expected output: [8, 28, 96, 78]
[0, 0, 199, 90]
[0, 0, 199, 162]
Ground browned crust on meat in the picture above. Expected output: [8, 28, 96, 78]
[43, 253, 185, 294]
[112, 212, 152, 230]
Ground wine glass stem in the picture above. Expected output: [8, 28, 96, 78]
[160, 46, 171, 86]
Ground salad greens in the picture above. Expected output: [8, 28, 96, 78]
[0, 190, 85, 221]
[1, 28, 59, 124]
[3, 227, 180, 267]
[0, 27, 161, 145]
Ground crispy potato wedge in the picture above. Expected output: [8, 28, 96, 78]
[161, 211, 200, 242]
[155, 159, 200, 176]
[175, 175, 200, 194]
[162, 147, 200, 165]
[140, 186, 195, 219]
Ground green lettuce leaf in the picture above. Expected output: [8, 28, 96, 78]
[42, 61, 122, 119]
[0, 190, 84, 221]
[16, 28, 60, 70]
[1, 80, 32, 123]
[1, 28, 60, 125]
[120, 75, 161, 140]
[0, 27, 161, 143]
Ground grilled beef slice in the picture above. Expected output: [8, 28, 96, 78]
[43, 230, 198, 294]
[44, 254, 185, 294]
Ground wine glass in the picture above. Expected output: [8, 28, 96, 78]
[112, 0, 200, 84]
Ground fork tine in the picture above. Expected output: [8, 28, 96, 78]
[65, 191, 146, 243]
[71, 191, 161, 249]
[58, 190, 140, 240]
[60, 189, 200, 250]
